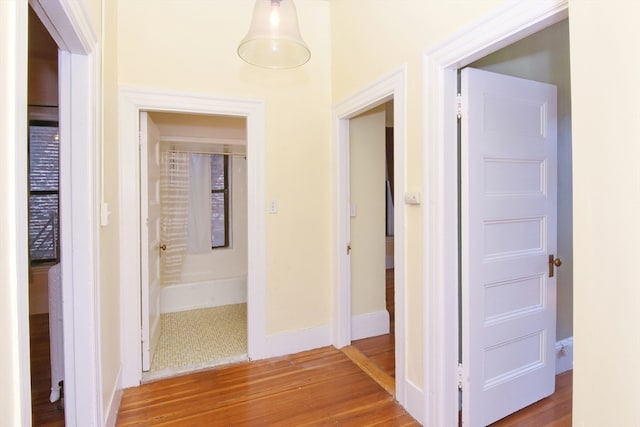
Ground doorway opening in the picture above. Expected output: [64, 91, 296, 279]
[346, 102, 396, 391]
[332, 67, 408, 405]
[118, 88, 267, 389]
[456, 19, 573, 426]
[27, 5, 65, 425]
[421, 2, 570, 425]
[140, 111, 249, 381]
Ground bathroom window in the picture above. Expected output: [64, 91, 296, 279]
[28, 120, 60, 262]
[211, 154, 229, 248]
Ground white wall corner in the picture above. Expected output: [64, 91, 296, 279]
[350, 310, 390, 341]
[102, 369, 122, 427]
[264, 324, 332, 359]
[404, 380, 425, 425]
[555, 336, 574, 375]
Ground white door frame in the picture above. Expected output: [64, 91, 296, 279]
[421, 1, 568, 425]
[29, 1, 103, 425]
[118, 88, 267, 388]
[332, 67, 408, 404]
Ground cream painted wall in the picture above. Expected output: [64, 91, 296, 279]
[118, 0, 332, 334]
[569, 1, 640, 425]
[81, 0, 102, 39]
[350, 106, 387, 317]
[331, 0, 508, 387]
[5, 1, 640, 424]
[470, 19, 573, 340]
[1, 2, 29, 425]
[100, 0, 122, 419]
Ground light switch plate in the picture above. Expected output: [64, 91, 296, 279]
[404, 192, 421, 205]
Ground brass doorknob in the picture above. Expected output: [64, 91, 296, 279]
[548, 254, 562, 277]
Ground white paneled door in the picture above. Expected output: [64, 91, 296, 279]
[461, 68, 558, 426]
[140, 111, 162, 372]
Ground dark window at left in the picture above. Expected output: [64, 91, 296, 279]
[211, 154, 230, 248]
[28, 120, 60, 263]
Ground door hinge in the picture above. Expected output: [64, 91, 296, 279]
[138, 130, 143, 147]
[456, 93, 463, 119]
[457, 363, 464, 390]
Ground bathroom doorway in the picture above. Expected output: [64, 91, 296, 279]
[140, 111, 249, 381]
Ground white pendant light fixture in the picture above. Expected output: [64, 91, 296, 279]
[238, 0, 311, 69]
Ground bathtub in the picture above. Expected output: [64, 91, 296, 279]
[160, 276, 247, 314]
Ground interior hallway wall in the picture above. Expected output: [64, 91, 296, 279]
[349, 105, 387, 320]
[569, 0, 640, 424]
[118, 0, 332, 336]
[0, 2, 29, 424]
[101, 0, 123, 418]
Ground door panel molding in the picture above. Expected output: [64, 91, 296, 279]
[461, 67, 557, 426]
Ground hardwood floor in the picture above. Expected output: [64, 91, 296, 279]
[349, 333, 395, 379]
[490, 371, 572, 427]
[117, 344, 572, 427]
[117, 346, 419, 426]
[352, 268, 395, 379]
[30, 314, 65, 426]
[31, 268, 571, 427]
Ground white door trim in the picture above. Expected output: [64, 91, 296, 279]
[118, 88, 267, 388]
[332, 66, 408, 404]
[29, 1, 102, 425]
[421, 1, 568, 425]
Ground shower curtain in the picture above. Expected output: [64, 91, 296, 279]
[160, 151, 190, 286]
[187, 154, 212, 253]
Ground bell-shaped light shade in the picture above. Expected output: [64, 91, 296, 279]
[238, 0, 311, 69]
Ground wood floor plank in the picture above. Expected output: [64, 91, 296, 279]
[490, 371, 572, 427]
[341, 345, 395, 396]
[30, 314, 65, 427]
[117, 346, 419, 426]
[33, 268, 571, 427]
[352, 333, 395, 379]
[351, 268, 396, 379]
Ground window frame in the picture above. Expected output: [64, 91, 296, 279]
[28, 118, 61, 264]
[211, 154, 230, 249]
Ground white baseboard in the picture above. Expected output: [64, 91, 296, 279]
[160, 276, 247, 313]
[404, 379, 424, 425]
[555, 336, 574, 374]
[264, 324, 332, 359]
[103, 369, 122, 427]
[351, 310, 390, 341]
